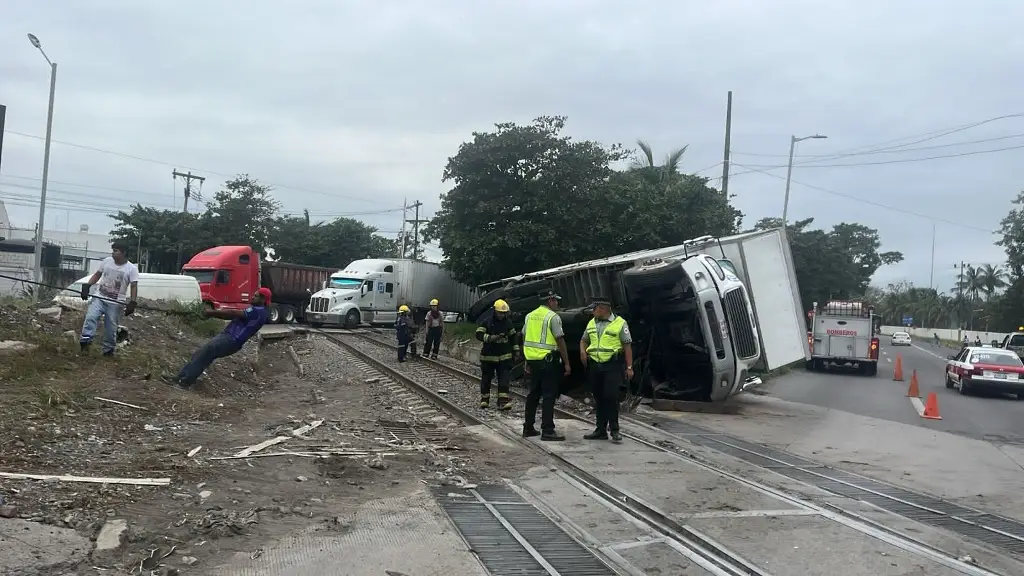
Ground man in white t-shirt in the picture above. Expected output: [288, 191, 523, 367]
[79, 242, 140, 356]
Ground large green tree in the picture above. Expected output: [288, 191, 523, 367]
[424, 116, 629, 285]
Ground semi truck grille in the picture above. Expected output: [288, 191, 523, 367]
[724, 288, 758, 359]
[309, 297, 330, 313]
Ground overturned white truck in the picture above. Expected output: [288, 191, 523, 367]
[470, 228, 809, 402]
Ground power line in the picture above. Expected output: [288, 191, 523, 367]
[733, 143, 1024, 173]
[730, 112, 1024, 172]
[728, 162, 998, 234]
[733, 133, 1024, 160]
[4, 130, 402, 206]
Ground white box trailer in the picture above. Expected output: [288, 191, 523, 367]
[472, 228, 808, 402]
[393, 259, 478, 316]
[306, 258, 479, 328]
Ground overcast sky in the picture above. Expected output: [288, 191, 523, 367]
[1, 0, 1020, 289]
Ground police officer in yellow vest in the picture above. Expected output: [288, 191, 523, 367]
[580, 296, 633, 443]
[521, 290, 570, 441]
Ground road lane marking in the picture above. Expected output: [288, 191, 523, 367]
[912, 344, 946, 360]
[910, 396, 925, 416]
[887, 357, 892, 363]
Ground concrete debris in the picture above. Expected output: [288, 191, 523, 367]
[0, 471, 171, 486]
[295, 475, 308, 482]
[199, 490, 213, 500]
[94, 518, 128, 551]
[144, 424, 163, 431]
[36, 306, 62, 321]
[0, 504, 17, 518]
[0, 340, 38, 355]
[181, 555, 198, 566]
[368, 454, 388, 470]
[187, 445, 203, 458]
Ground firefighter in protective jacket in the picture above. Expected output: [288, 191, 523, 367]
[475, 299, 519, 409]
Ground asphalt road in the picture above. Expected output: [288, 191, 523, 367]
[763, 338, 1024, 445]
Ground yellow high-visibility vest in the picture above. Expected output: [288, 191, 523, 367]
[585, 315, 626, 362]
[522, 305, 558, 361]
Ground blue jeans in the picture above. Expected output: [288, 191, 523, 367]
[177, 333, 241, 384]
[80, 298, 122, 354]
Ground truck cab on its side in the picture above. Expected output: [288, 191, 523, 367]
[306, 259, 398, 328]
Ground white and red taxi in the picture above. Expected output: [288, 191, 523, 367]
[945, 346, 1024, 397]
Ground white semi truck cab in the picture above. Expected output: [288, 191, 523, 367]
[305, 259, 400, 328]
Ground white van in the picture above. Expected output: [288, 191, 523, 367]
[54, 273, 202, 310]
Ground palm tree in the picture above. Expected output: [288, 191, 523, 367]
[632, 140, 688, 185]
[978, 264, 1009, 299]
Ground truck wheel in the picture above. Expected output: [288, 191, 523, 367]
[311, 322, 323, 329]
[864, 363, 877, 377]
[805, 359, 815, 371]
[622, 260, 685, 292]
[282, 306, 296, 324]
[344, 309, 360, 329]
[268, 305, 281, 324]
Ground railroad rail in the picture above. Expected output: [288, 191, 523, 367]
[307, 328, 1010, 576]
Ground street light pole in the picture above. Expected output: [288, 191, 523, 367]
[781, 133, 827, 229]
[27, 33, 57, 295]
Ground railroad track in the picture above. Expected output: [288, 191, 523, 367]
[303, 327, 1017, 576]
[313, 329, 775, 576]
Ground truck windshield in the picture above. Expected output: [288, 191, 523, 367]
[183, 270, 214, 284]
[329, 278, 363, 289]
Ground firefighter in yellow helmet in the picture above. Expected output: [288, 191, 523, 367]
[475, 299, 519, 409]
[395, 304, 417, 362]
[424, 298, 444, 359]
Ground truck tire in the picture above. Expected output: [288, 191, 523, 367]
[864, 362, 877, 377]
[622, 260, 686, 292]
[282, 306, 296, 324]
[311, 322, 323, 329]
[268, 305, 281, 324]
[344, 309, 360, 329]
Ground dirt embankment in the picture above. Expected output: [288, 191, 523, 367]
[0, 302, 537, 575]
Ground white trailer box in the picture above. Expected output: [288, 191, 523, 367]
[685, 229, 809, 371]
[393, 259, 478, 314]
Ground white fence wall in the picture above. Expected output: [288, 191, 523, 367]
[880, 325, 1009, 344]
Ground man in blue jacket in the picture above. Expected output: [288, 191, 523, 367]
[165, 287, 271, 389]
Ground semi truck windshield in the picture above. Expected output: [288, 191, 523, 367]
[329, 278, 363, 289]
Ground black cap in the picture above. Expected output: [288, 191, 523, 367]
[539, 290, 562, 301]
[591, 296, 613, 306]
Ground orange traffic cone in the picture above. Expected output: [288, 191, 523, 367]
[922, 392, 942, 420]
[906, 370, 920, 397]
[893, 355, 904, 381]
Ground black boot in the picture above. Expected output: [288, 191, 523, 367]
[522, 426, 540, 438]
[583, 430, 608, 440]
[540, 431, 565, 442]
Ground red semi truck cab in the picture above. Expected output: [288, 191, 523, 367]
[181, 245, 260, 312]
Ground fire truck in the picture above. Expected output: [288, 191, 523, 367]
[807, 300, 879, 376]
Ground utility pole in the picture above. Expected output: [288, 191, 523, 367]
[955, 260, 966, 339]
[173, 170, 206, 271]
[399, 198, 408, 258]
[781, 134, 828, 230]
[720, 91, 732, 196]
[929, 223, 936, 290]
[405, 200, 428, 261]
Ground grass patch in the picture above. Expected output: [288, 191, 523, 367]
[165, 301, 224, 338]
[445, 322, 479, 340]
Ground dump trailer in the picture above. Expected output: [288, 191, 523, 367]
[471, 228, 808, 402]
[182, 245, 336, 324]
[306, 258, 479, 328]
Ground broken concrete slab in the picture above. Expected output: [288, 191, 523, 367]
[94, 518, 128, 551]
[0, 518, 90, 572]
[0, 340, 38, 356]
[35, 306, 62, 321]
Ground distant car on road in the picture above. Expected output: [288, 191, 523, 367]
[945, 346, 1024, 398]
[890, 331, 912, 346]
